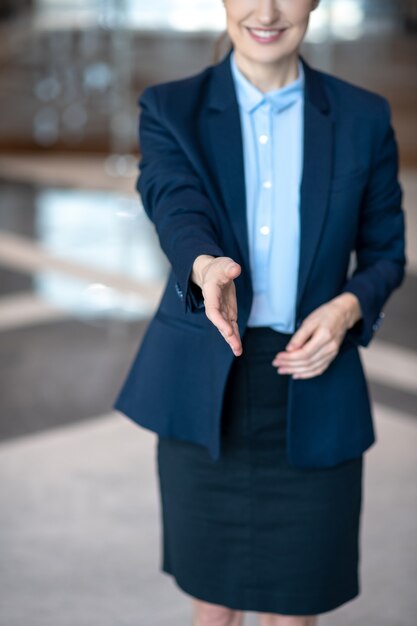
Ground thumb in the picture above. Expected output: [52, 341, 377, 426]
[225, 261, 241, 277]
[286, 324, 310, 351]
[286, 338, 301, 351]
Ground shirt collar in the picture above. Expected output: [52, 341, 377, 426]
[230, 49, 304, 114]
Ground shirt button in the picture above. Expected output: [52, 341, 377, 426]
[259, 134, 268, 144]
[262, 180, 272, 189]
[260, 225, 270, 235]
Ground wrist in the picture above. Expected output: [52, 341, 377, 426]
[191, 255, 216, 288]
[332, 293, 362, 329]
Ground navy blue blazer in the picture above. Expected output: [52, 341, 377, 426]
[113, 47, 406, 468]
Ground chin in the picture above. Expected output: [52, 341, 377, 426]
[239, 45, 298, 66]
[233, 33, 303, 65]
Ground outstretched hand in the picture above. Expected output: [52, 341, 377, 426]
[192, 255, 243, 356]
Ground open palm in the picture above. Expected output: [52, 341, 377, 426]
[199, 257, 243, 357]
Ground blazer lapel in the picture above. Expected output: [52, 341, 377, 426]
[296, 58, 334, 313]
[205, 48, 334, 315]
[206, 52, 250, 272]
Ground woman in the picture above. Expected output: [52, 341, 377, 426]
[113, 1, 407, 624]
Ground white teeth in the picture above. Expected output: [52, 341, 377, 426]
[250, 29, 281, 38]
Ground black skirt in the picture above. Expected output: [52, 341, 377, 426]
[156, 326, 364, 616]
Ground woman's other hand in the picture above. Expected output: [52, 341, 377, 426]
[191, 255, 243, 356]
[271, 293, 362, 379]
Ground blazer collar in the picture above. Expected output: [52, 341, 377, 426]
[229, 49, 305, 114]
[207, 46, 330, 115]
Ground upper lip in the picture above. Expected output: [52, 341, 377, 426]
[246, 26, 287, 31]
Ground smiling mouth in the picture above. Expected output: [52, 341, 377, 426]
[246, 26, 288, 41]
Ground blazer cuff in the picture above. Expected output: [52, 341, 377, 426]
[340, 281, 385, 348]
[174, 245, 224, 314]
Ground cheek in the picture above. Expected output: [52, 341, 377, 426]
[226, 21, 241, 45]
[286, 0, 314, 24]
[226, 15, 247, 46]
[288, 14, 311, 42]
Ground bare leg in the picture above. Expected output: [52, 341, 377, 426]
[192, 597, 245, 626]
[258, 614, 318, 626]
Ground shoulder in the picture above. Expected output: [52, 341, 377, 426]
[138, 63, 214, 116]
[314, 66, 391, 122]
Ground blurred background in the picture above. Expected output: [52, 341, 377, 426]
[0, 1, 416, 625]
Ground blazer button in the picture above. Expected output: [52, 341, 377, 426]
[372, 319, 381, 331]
[175, 282, 184, 299]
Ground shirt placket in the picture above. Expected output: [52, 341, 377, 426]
[253, 102, 273, 293]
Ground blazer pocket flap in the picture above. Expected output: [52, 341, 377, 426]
[155, 309, 207, 333]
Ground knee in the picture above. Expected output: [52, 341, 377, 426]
[192, 598, 243, 626]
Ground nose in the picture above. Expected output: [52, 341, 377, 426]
[254, 0, 281, 24]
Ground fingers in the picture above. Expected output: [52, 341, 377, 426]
[272, 325, 340, 378]
[277, 351, 335, 379]
[221, 320, 242, 357]
[223, 332, 243, 357]
[203, 267, 242, 356]
[272, 336, 332, 367]
[272, 324, 322, 365]
[284, 318, 317, 352]
[201, 257, 240, 283]
[206, 305, 242, 356]
[219, 260, 241, 284]
[206, 304, 234, 337]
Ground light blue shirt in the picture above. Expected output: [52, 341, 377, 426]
[230, 50, 304, 333]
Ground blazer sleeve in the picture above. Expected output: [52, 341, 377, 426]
[341, 97, 407, 348]
[136, 85, 225, 314]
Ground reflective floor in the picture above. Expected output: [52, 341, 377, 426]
[0, 182, 167, 319]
